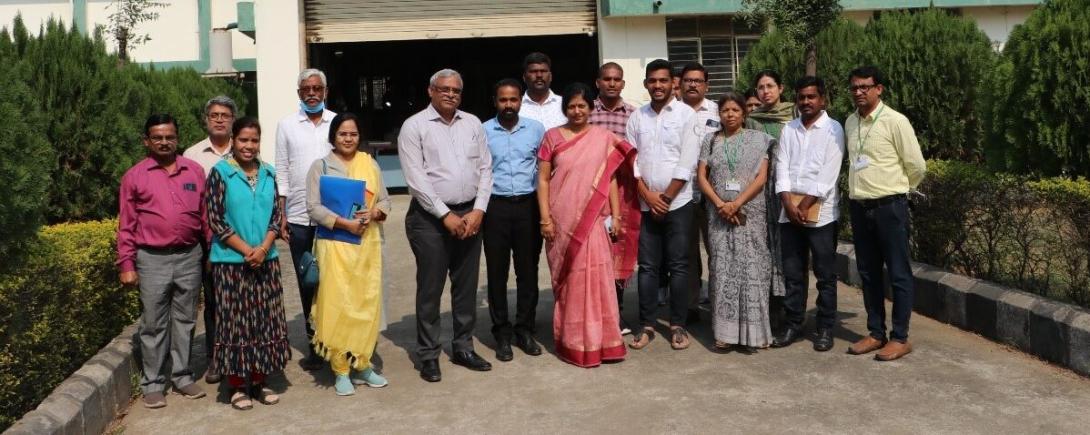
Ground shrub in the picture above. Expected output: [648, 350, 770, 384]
[740, 9, 998, 160]
[0, 26, 52, 269]
[985, 0, 1090, 176]
[907, 160, 1090, 308]
[1, 16, 248, 223]
[0, 220, 139, 431]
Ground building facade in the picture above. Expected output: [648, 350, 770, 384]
[2, 0, 1039, 166]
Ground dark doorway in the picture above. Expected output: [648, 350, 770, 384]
[309, 34, 599, 144]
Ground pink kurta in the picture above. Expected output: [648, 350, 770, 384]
[538, 126, 639, 367]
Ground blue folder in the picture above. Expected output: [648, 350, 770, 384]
[315, 175, 366, 245]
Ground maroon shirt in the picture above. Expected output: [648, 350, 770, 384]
[116, 156, 206, 272]
[588, 97, 636, 139]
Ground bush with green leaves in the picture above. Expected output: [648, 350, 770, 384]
[984, 0, 1090, 176]
[740, 9, 997, 160]
[0, 220, 139, 431]
[2, 16, 247, 224]
[0, 28, 52, 270]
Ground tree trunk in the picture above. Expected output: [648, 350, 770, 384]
[117, 28, 129, 63]
[805, 41, 817, 76]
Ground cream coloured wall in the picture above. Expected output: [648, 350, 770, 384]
[963, 5, 1034, 50]
[254, 0, 306, 163]
[211, 0, 255, 59]
[597, 14, 668, 106]
[0, 0, 70, 31]
[87, 0, 199, 62]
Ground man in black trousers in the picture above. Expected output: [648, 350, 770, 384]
[398, 68, 494, 382]
[481, 79, 547, 362]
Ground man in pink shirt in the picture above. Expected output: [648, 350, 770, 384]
[117, 114, 208, 409]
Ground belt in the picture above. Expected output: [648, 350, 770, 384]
[491, 193, 535, 202]
[138, 244, 199, 254]
[411, 198, 473, 212]
[851, 194, 906, 209]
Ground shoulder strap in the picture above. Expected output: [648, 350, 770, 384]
[321, 158, 328, 175]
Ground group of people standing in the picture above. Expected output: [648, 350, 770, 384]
[116, 51, 926, 410]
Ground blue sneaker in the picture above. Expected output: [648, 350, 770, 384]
[351, 368, 388, 388]
[334, 374, 354, 396]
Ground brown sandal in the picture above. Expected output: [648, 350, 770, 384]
[670, 327, 691, 350]
[230, 389, 253, 411]
[252, 385, 280, 405]
[629, 327, 655, 349]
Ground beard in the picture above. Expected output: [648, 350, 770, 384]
[499, 108, 518, 121]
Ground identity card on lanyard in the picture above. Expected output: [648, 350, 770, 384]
[853, 105, 884, 171]
[724, 133, 742, 192]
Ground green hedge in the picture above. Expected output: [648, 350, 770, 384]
[877, 161, 1090, 308]
[0, 220, 139, 431]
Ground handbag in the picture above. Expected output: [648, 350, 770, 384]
[295, 159, 329, 291]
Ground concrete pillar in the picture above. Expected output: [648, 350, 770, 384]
[596, 11, 668, 106]
[255, 0, 307, 163]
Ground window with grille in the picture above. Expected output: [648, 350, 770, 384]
[666, 16, 762, 99]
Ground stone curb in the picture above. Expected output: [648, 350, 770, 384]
[4, 323, 139, 435]
[836, 243, 1090, 377]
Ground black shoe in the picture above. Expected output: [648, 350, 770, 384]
[813, 329, 834, 352]
[419, 359, 441, 382]
[451, 351, 493, 371]
[771, 327, 803, 348]
[495, 338, 514, 362]
[514, 334, 542, 356]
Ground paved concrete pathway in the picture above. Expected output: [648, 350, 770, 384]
[117, 195, 1090, 434]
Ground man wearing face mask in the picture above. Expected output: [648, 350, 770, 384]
[274, 68, 336, 371]
[481, 78, 547, 362]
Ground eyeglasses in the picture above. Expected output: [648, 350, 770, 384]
[147, 135, 178, 144]
[432, 86, 463, 96]
[207, 113, 234, 121]
[299, 85, 326, 94]
[682, 78, 706, 85]
[849, 84, 878, 94]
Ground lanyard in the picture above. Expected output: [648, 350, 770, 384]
[723, 131, 743, 178]
[855, 105, 885, 156]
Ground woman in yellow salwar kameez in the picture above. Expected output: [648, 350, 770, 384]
[305, 112, 391, 396]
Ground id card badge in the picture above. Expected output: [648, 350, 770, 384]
[852, 156, 870, 171]
[725, 180, 742, 192]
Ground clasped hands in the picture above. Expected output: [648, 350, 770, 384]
[782, 201, 812, 226]
[714, 200, 745, 226]
[442, 209, 483, 240]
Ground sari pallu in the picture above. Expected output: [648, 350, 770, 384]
[538, 126, 640, 368]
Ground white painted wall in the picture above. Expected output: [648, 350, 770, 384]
[211, 0, 255, 59]
[87, 0, 199, 62]
[964, 5, 1034, 50]
[0, 0, 70, 32]
[255, 0, 306, 162]
[597, 14, 668, 106]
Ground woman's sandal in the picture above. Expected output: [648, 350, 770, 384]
[629, 327, 655, 349]
[230, 389, 253, 411]
[713, 340, 731, 352]
[670, 327, 691, 350]
[252, 385, 280, 405]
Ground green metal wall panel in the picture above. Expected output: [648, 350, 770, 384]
[601, 0, 1040, 17]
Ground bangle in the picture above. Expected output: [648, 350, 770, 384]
[255, 246, 267, 256]
[540, 221, 553, 226]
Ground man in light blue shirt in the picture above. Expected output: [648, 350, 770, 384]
[482, 78, 547, 362]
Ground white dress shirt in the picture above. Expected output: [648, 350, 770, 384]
[397, 104, 493, 218]
[626, 99, 699, 212]
[682, 99, 720, 201]
[519, 89, 566, 129]
[774, 111, 845, 227]
[182, 137, 231, 174]
[275, 108, 336, 226]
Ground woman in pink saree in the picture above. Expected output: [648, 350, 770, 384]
[537, 83, 641, 368]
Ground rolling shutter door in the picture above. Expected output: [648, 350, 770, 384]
[305, 0, 597, 43]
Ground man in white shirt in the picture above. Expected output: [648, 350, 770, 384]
[274, 68, 336, 370]
[677, 62, 719, 316]
[626, 59, 699, 351]
[182, 95, 236, 385]
[770, 76, 845, 352]
[518, 52, 566, 129]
